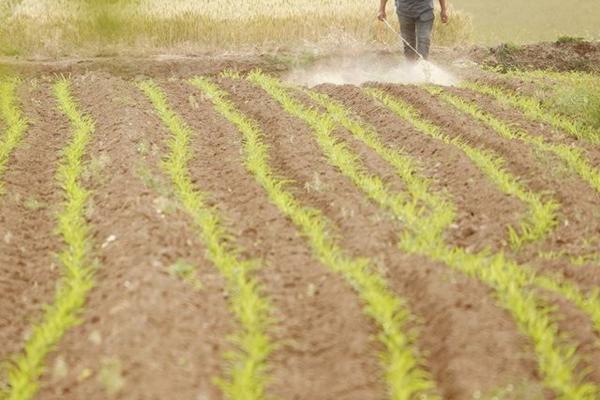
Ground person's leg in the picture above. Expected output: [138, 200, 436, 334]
[397, 14, 418, 61]
[415, 15, 435, 59]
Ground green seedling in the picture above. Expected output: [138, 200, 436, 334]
[364, 88, 559, 250]
[140, 80, 273, 400]
[0, 78, 28, 195]
[248, 72, 599, 399]
[463, 82, 600, 145]
[192, 75, 441, 400]
[3, 78, 96, 400]
[169, 259, 203, 290]
[428, 86, 600, 194]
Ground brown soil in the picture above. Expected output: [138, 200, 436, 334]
[312, 83, 526, 252]
[470, 40, 600, 73]
[0, 54, 285, 79]
[37, 74, 234, 400]
[160, 78, 386, 400]
[444, 86, 600, 262]
[1, 59, 599, 400]
[219, 78, 541, 399]
[0, 81, 66, 366]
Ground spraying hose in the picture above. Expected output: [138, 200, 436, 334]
[381, 17, 433, 81]
[382, 18, 425, 61]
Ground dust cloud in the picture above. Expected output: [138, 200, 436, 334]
[285, 53, 459, 87]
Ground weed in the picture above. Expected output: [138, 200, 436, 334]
[97, 358, 125, 396]
[23, 196, 46, 211]
[556, 36, 586, 45]
[168, 259, 203, 291]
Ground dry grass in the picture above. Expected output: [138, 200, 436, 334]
[0, 0, 472, 58]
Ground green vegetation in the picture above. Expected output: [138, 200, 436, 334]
[555, 36, 586, 44]
[537, 249, 600, 268]
[192, 75, 440, 400]
[427, 87, 600, 194]
[139, 80, 273, 400]
[168, 259, 203, 291]
[2, 78, 95, 400]
[338, 87, 557, 250]
[249, 71, 599, 399]
[463, 82, 600, 145]
[500, 70, 600, 139]
[0, 78, 28, 195]
[302, 89, 450, 241]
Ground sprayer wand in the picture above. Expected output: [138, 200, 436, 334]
[382, 18, 425, 61]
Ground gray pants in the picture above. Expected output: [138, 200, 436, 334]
[397, 11, 434, 60]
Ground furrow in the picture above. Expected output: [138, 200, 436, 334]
[374, 84, 598, 281]
[248, 72, 599, 399]
[300, 88, 452, 243]
[427, 86, 600, 193]
[139, 80, 273, 400]
[356, 87, 600, 340]
[191, 76, 440, 400]
[314, 87, 559, 250]
[462, 82, 599, 145]
[2, 79, 95, 400]
[0, 78, 28, 195]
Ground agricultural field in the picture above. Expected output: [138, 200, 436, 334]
[1, 1, 600, 400]
[0, 56, 598, 400]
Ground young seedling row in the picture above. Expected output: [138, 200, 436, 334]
[0, 71, 598, 400]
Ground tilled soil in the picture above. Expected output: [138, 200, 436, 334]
[161, 79, 386, 400]
[36, 75, 234, 400]
[217, 78, 540, 399]
[471, 41, 600, 73]
[0, 81, 66, 363]
[1, 67, 599, 400]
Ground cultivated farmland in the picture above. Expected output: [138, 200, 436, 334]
[0, 59, 599, 400]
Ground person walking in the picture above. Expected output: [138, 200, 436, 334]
[378, 0, 449, 60]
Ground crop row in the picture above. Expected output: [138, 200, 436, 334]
[192, 76, 439, 400]
[2, 79, 95, 400]
[482, 68, 600, 145]
[463, 82, 600, 145]
[428, 87, 600, 193]
[138, 80, 274, 400]
[0, 78, 28, 195]
[364, 88, 558, 250]
[0, 73, 598, 400]
[244, 72, 599, 399]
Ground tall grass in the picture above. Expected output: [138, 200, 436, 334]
[0, 0, 471, 57]
[499, 70, 600, 139]
[464, 81, 600, 145]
